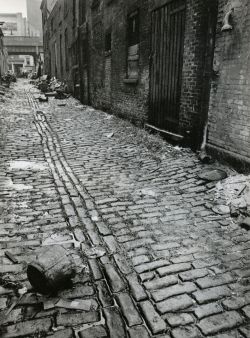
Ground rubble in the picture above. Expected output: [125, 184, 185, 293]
[214, 173, 250, 222]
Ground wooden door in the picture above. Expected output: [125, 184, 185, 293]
[149, 0, 186, 133]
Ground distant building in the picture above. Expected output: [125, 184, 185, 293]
[26, 0, 43, 37]
[0, 8, 42, 76]
[0, 13, 27, 36]
[0, 26, 8, 78]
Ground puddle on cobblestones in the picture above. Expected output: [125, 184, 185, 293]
[9, 160, 48, 171]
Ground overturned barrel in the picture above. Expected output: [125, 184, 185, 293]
[27, 245, 76, 295]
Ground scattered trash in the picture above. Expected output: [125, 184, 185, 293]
[81, 246, 106, 259]
[106, 132, 114, 138]
[56, 298, 97, 311]
[139, 188, 158, 197]
[0, 292, 25, 325]
[212, 204, 231, 215]
[5, 251, 18, 264]
[38, 95, 48, 103]
[52, 326, 66, 332]
[198, 150, 214, 164]
[214, 174, 250, 221]
[230, 204, 240, 218]
[239, 217, 250, 230]
[215, 175, 249, 203]
[198, 168, 228, 182]
[55, 90, 70, 100]
[18, 287, 28, 296]
[27, 245, 76, 295]
[42, 232, 81, 248]
[105, 114, 113, 120]
[45, 92, 57, 97]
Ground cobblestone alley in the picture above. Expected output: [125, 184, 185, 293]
[1, 80, 250, 338]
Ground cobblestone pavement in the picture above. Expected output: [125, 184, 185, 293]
[0, 80, 250, 337]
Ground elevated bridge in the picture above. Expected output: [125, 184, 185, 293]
[3, 36, 43, 65]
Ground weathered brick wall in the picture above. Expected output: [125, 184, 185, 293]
[43, 0, 75, 91]
[42, 0, 220, 150]
[179, 0, 212, 146]
[87, 0, 215, 135]
[87, 0, 150, 124]
[207, 0, 250, 166]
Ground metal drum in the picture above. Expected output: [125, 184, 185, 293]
[27, 245, 76, 294]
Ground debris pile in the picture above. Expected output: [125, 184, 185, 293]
[34, 76, 71, 102]
[0, 73, 16, 102]
[215, 174, 250, 227]
[0, 242, 90, 332]
[1, 72, 17, 88]
[198, 167, 250, 228]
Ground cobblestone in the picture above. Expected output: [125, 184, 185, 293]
[116, 292, 142, 326]
[157, 263, 192, 276]
[103, 307, 127, 338]
[196, 273, 235, 289]
[103, 263, 126, 293]
[197, 311, 243, 335]
[194, 302, 223, 319]
[144, 275, 178, 290]
[171, 326, 203, 338]
[0, 81, 250, 337]
[156, 294, 194, 313]
[153, 282, 197, 302]
[165, 313, 194, 327]
[193, 286, 232, 304]
[140, 300, 167, 334]
[78, 326, 107, 338]
[57, 311, 100, 326]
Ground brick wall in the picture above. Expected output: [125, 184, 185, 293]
[179, 0, 213, 147]
[87, 0, 216, 137]
[86, 0, 150, 125]
[42, 0, 220, 150]
[42, 0, 75, 91]
[207, 0, 250, 168]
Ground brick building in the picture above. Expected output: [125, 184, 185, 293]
[41, 0, 250, 167]
[0, 27, 8, 79]
[206, 0, 250, 169]
[83, 0, 218, 148]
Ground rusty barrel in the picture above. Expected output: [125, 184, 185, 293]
[27, 245, 76, 295]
